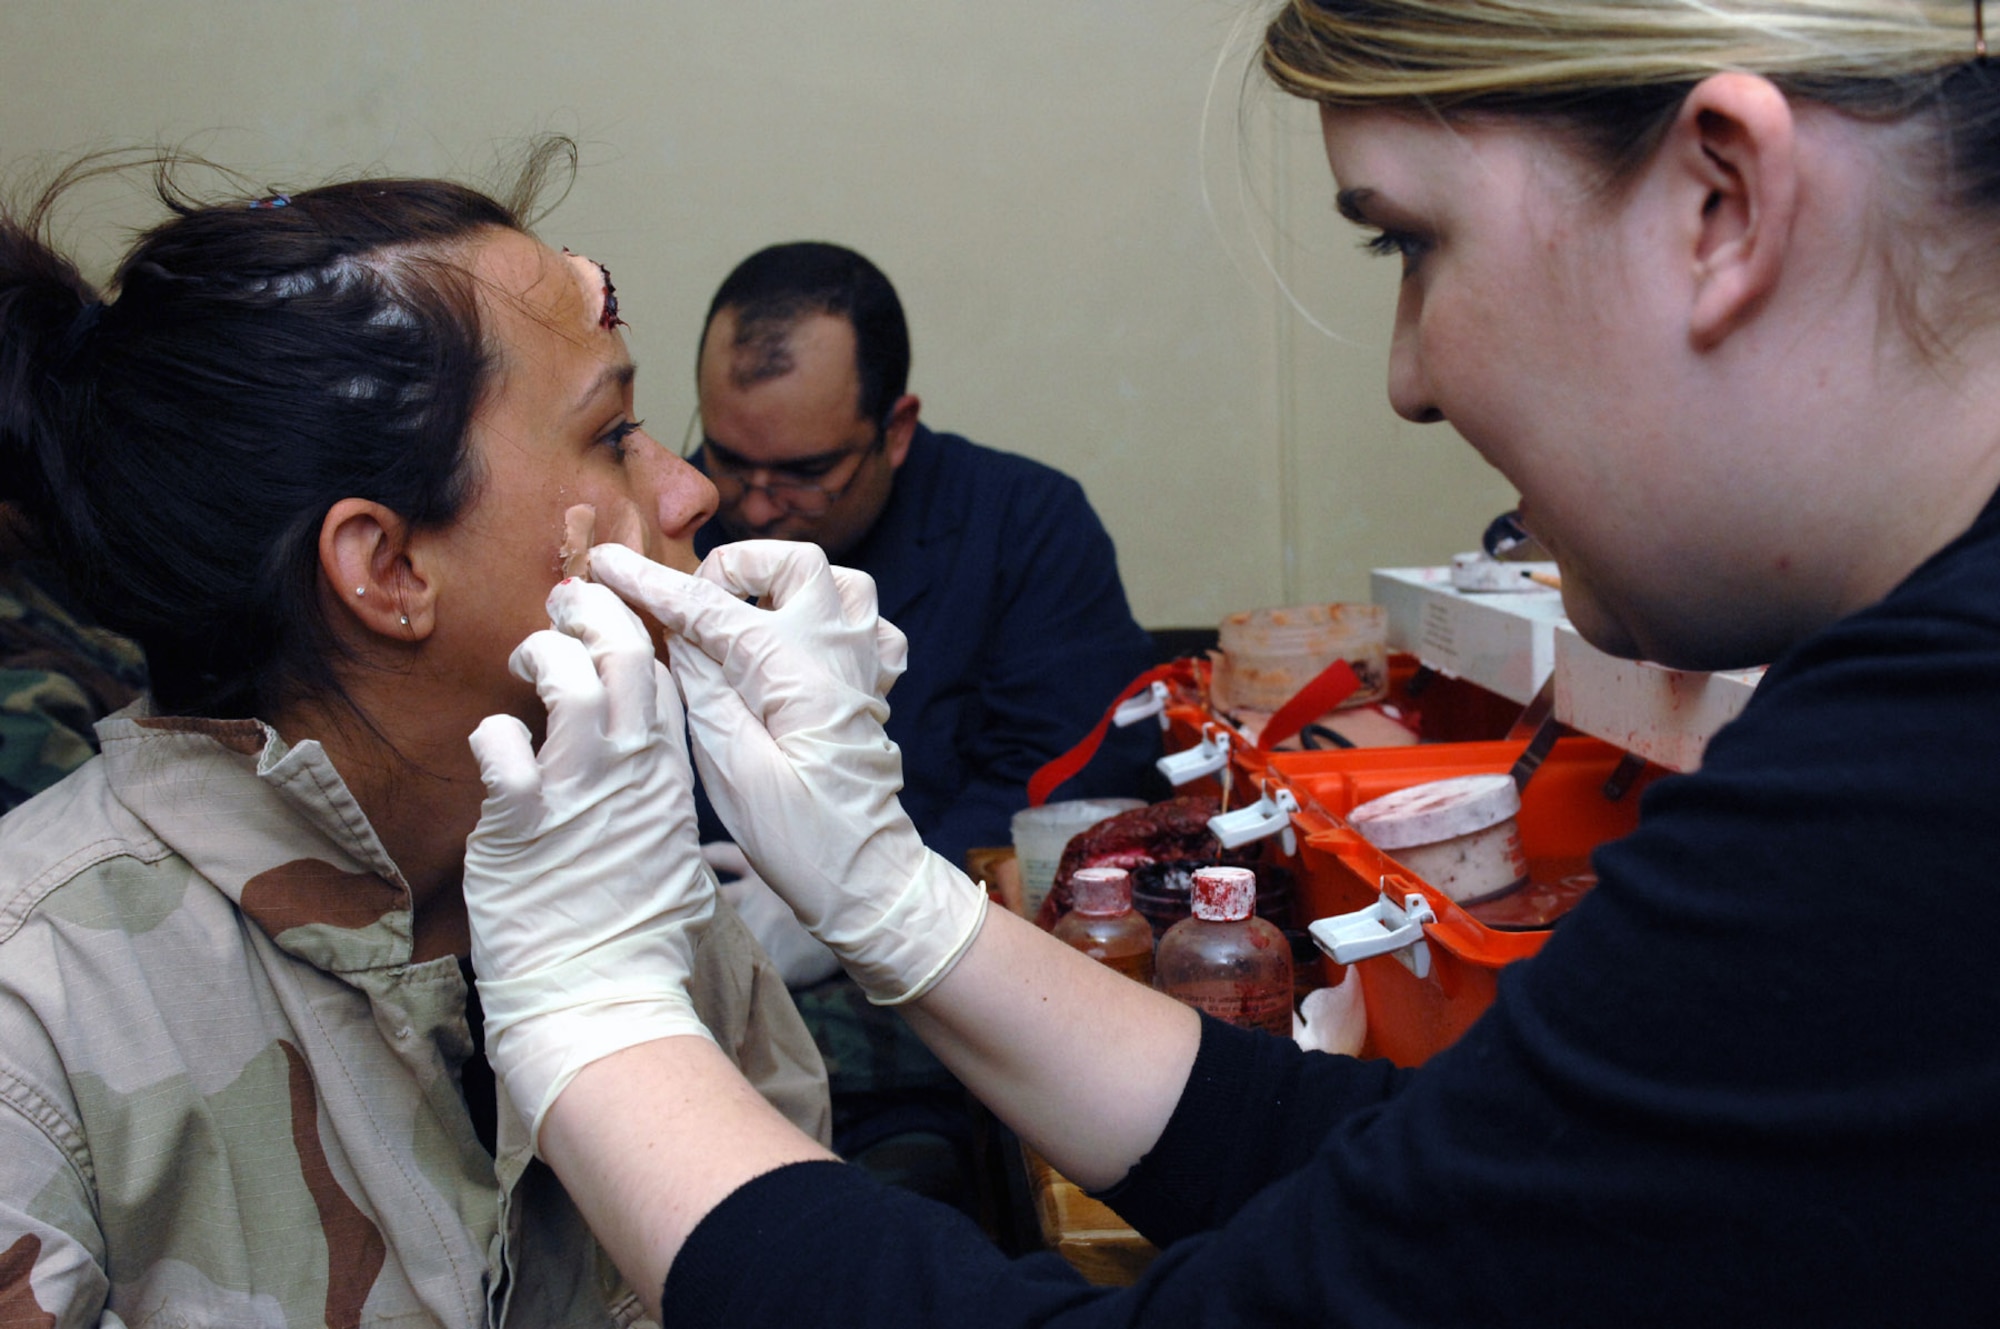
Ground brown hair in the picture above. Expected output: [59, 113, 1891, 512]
[1, 140, 574, 719]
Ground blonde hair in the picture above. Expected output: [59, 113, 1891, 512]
[1262, 0, 1982, 107]
[1263, 2, 2000, 353]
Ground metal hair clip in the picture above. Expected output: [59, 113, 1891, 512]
[248, 194, 290, 210]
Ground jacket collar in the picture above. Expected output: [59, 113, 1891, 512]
[98, 701, 416, 973]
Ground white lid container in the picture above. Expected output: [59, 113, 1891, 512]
[1347, 774, 1528, 906]
[1212, 602, 1389, 713]
[1011, 798, 1146, 917]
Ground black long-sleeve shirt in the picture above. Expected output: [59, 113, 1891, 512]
[666, 490, 2000, 1326]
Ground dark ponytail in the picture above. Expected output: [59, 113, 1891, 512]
[0, 170, 103, 532]
[1, 140, 574, 719]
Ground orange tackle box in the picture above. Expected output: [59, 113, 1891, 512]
[1273, 737, 1663, 1066]
[1155, 652, 1525, 802]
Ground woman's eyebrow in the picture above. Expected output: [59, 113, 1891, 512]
[1335, 187, 1378, 225]
[570, 361, 638, 416]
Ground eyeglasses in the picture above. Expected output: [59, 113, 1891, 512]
[681, 408, 890, 518]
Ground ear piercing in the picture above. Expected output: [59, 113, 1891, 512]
[356, 584, 408, 629]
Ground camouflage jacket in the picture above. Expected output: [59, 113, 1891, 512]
[0, 566, 147, 814]
[0, 706, 830, 1327]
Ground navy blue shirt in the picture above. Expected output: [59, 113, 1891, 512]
[667, 487, 2000, 1325]
[699, 425, 1158, 868]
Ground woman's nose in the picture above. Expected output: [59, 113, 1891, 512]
[1385, 290, 1444, 425]
[645, 438, 719, 539]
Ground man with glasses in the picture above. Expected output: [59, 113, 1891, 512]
[690, 242, 1157, 870]
[688, 242, 1158, 1206]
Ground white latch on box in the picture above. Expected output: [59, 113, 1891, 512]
[1309, 891, 1438, 980]
[1113, 681, 1171, 730]
[1157, 724, 1231, 787]
[1209, 784, 1300, 855]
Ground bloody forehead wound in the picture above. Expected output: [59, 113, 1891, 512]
[594, 262, 623, 330]
[562, 247, 626, 330]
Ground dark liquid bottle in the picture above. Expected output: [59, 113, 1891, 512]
[1156, 866, 1293, 1036]
[1053, 866, 1155, 985]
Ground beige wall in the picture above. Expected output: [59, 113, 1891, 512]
[2, 1, 1515, 628]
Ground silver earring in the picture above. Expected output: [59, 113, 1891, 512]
[399, 615, 409, 627]
[355, 587, 366, 596]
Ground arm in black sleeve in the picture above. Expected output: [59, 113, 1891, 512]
[668, 509, 2000, 1327]
[1095, 1015, 1413, 1246]
[664, 1018, 1414, 1328]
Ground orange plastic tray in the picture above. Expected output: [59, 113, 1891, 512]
[1274, 737, 1660, 1065]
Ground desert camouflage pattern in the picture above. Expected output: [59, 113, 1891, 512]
[0, 566, 146, 814]
[0, 704, 829, 1327]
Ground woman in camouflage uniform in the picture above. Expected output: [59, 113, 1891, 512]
[0, 150, 828, 1327]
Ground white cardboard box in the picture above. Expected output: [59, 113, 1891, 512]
[1370, 567, 1763, 771]
[1551, 625, 1762, 773]
[1370, 566, 1570, 706]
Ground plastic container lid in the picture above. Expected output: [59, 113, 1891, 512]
[1347, 773, 1522, 851]
[1191, 866, 1257, 921]
[1069, 867, 1134, 915]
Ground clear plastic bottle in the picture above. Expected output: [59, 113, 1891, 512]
[1156, 866, 1294, 1036]
[1053, 867, 1155, 985]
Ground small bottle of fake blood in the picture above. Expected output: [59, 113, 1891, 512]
[1053, 867, 1155, 985]
[1155, 866, 1293, 1036]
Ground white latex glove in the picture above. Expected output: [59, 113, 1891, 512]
[703, 842, 841, 989]
[464, 578, 716, 1145]
[591, 540, 987, 1006]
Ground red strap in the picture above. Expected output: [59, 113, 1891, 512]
[1254, 657, 1363, 752]
[1026, 662, 1192, 807]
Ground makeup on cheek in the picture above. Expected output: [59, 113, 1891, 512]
[559, 504, 596, 580]
[558, 503, 652, 582]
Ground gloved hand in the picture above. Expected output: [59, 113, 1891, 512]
[463, 577, 716, 1146]
[591, 540, 988, 1006]
[703, 842, 841, 989]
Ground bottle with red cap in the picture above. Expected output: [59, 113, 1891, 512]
[1053, 866, 1155, 985]
[1155, 866, 1294, 1036]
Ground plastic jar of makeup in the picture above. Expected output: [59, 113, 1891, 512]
[1347, 774, 1528, 906]
[1212, 603, 1388, 712]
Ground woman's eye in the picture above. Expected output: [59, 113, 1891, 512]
[600, 418, 646, 461]
[1361, 230, 1429, 275]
